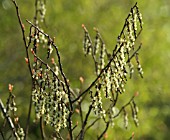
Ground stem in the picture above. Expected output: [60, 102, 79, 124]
[40, 117, 46, 140]
[25, 95, 32, 140]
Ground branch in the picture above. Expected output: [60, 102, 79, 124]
[12, 2, 34, 139]
[78, 105, 93, 140]
[12, 0, 32, 78]
[97, 122, 109, 140]
[84, 118, 100, 133]
[72, 3, 143, 104]
[127, 43, 142, 63]
[26, 20, 74, 139]
[72, 57, 113, 103]
[0, 99, 19, 138]
[113, 95, 135, 119]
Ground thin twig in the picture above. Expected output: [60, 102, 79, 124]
[84, 118, 100, 133]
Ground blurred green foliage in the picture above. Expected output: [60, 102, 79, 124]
[0, 0, 170, 139]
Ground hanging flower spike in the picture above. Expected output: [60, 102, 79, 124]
[82, 24, 93, 55]
[47, 40, 53, 58]
[135, 53, 144, 78]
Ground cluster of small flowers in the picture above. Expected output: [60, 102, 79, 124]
[17, 127, 25, 140]
[31, 59, 69, 132]
[131, 100, 139, 126]
[128, 62, 134, 78]
[110, 55, 127, 94]
[135, 54, 144, 78]
[108, 106, 119, 127]
[123, 109, 128, 129]
[5, 84, 25, 140]
[7, 94, 17, 113]
[129, 5, 143, 41]
[82, 25, 93, 55]
[37, 0, 46, 22]
[101, 68, 112, 98]
[134, 4, 143, 29]
[126, 18, 136, 47]
[6, 84, 18, 115]
[115, 5, 143, 55]
[82, 3, 143, 122]
[28, 29, 51, 57]
[47, 40, 53, 58]
[82, 26, 107, 75]
[110, 4, 143, 88]
[91, 84, 106, 118]
[98, 43, 106, 72]
[39, 31, 48, 44]
[94, 34, 100, 55]
[26, 6, 70, 131]
[93, 30, 106, 73]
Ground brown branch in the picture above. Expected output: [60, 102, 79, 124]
[78, 105, 93, 140]
[97, 122, 109, 140]
[84, 118, 100, 133]
[12, 2, 34, 139]
[113, 95, 135, 119]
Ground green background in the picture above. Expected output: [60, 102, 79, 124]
[0, 0, 170, 139]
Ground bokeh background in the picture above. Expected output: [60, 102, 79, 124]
[0, 0, 170, 139]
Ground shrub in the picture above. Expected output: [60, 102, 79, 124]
[0, 1, 143, 139]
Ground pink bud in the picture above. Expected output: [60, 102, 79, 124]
[8, 84, 13, 92]
[25, 57, 29, 64]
